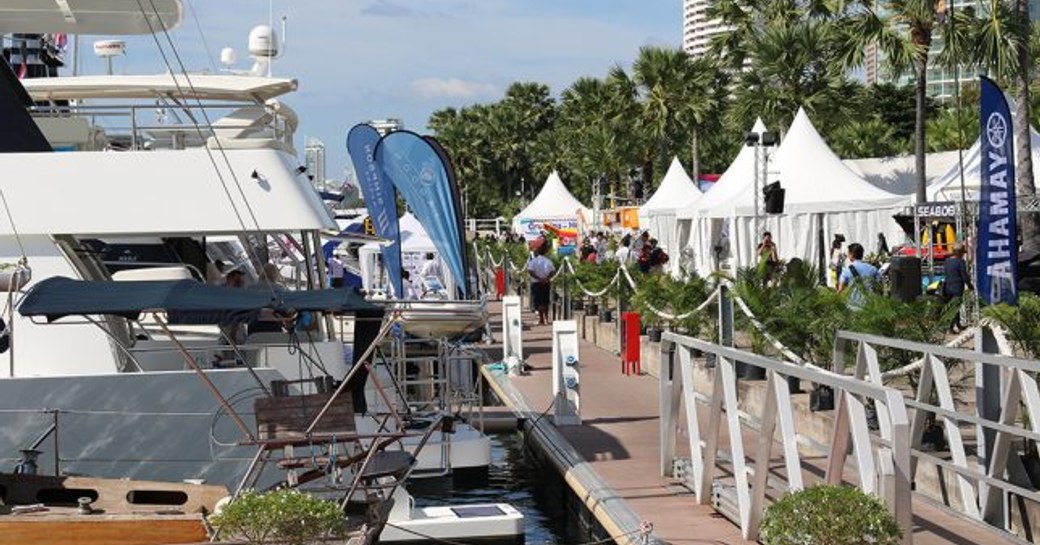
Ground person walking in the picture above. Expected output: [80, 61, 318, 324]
[327, 252, 345, 288]
[837, 242, 880, 310]
[615, 234, 632, 264]
[942, 243, 973, 333]
[526, 243, 556, 326]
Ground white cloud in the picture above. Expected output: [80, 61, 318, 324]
[411, 77, 500, 99]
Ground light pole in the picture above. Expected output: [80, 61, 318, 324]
[744, 130, 779, 240]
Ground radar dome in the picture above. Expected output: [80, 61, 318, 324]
[248, 25, 278, 58]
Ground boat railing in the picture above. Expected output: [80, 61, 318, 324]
[28, 101, 295, 151]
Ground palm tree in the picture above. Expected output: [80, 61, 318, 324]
[842, 0, 939, 204]
[632, 46, 719, 193]
[971, 1, 1040, 256]
[730, 17, 860, 133]
[831, 116, 906, 158]
[926, 106, 977, 153]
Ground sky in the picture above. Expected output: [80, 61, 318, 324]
[72, 0, 680, 181]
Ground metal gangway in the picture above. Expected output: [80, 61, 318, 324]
[659, 290, 1035, 544]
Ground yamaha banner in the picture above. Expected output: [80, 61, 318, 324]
[977, 77, 1019, 305]
[376, 131, 468, 298]
[346, 124, 403, 297]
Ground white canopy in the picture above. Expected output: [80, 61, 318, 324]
[638, 157, 701, 253]
[512, 171, 590, 235]
[23, 74, 298, 103]
[845, 151, 961, 196]
[359, 212, 455, 296]
[680, 110, 908, 276]
[0, 0, 182, 34]
[928, 124, 1040, 202]
[678, 119, 767, 221]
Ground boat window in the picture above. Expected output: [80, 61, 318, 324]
[126, 490, 189, 505]
[36, 488, 99, 506]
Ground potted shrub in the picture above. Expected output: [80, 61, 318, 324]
[759, 485, 901, 545]
[210, 489, 346, 545]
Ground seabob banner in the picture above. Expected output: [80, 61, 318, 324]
[376, 130, 468, 298]
[977, 76, 1018, 305]
[346, 124, 403, 297]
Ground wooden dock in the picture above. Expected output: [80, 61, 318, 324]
[482, 304, 1026, 545]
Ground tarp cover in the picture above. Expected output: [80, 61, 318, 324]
[19, 277, 382, 324]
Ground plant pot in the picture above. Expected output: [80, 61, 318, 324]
[599, 309, 613, 323]
[587, 303, 599, 315]
[787, 375, 802, 394]
[741, 363, 766, 380]
[647, 328, 663, 342]
[573, 299, 585, 311]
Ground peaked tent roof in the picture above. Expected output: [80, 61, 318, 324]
[928, 124, 1040, 201]
[640, 157, 702, 216]
[696, 109, 906, 218]
[679, 118, 767, 220]
[514, 171, 591, 222]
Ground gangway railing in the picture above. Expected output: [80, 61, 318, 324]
[659, 331, 913, 543]
[833, 329, 1040, 540]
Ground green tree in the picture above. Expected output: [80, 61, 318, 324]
[842, 0, 946, 203]
[926, 106, 977, 152]
[831, 116, 907, 159]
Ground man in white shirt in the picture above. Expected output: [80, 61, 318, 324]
[526, 244, 556, 326]
[615, 235, 632, 264]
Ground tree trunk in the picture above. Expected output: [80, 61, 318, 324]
[914, 52, 928, 203]
[691, 128, 701, 187]
[1015, 0, 1040, 258]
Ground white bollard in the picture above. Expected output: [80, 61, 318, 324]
[552, 320, 581, 426]
[502, 295, 523, 363]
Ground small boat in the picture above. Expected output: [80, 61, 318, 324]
[388, 299, 489, 340]
[380, 487, 524, 544]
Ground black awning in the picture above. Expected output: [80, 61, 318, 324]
[18, 277, 383, 324]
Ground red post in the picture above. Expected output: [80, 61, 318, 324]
[495, 267, 505, 299]
[621, 311, 640, 375]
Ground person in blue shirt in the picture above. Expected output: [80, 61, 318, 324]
[837, 242, 880, 309]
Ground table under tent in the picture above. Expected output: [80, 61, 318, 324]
[638, 157, 702, 257]
[678, 109, 909, 277]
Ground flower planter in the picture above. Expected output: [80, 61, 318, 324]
[598, 309, 613, 323]
[586, 303, 599, 315]
[647, 328, 663, 342]
[573, 299, 585, 311]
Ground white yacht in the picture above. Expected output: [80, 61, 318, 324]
[0, 3, 490, 490]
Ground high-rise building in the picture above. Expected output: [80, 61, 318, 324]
[682, 0, 732, 58]
[866, 0, 1040, 100]
[304, 137, 325, 188]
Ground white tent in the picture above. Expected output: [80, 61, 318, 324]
[358, 212, 454, 296]
[682, 109, 909, 275]
[512, 171, 591, 239]
[927, 125, 1040, 202]
[844, 151, 962, 196]
[638, 157, 702, 254]
[675, 119, 766, 276]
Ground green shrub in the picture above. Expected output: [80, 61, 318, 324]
[210, 489, 346, 545]
[759, 485, 901, 545]
[983, 293, 1040, 357]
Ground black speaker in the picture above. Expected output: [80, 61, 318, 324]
[763, 181, 785, 214]
[889, 256, 922, 302]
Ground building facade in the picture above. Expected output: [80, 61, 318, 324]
[866, 0, 1040, 100]
[682, 0, 732, 58]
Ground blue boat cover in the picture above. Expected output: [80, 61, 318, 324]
[18, 277, 383, 324]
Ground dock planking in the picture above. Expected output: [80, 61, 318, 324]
[485, 302, 1023, 545]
